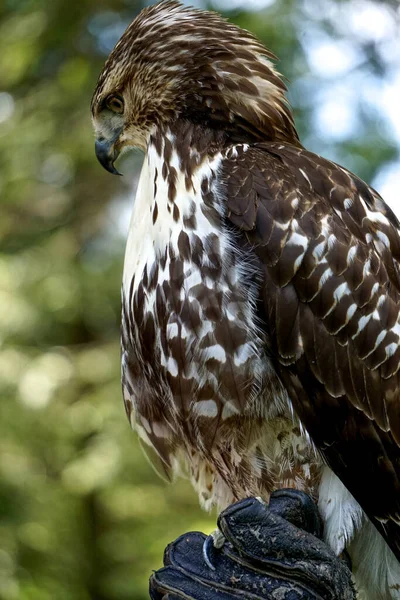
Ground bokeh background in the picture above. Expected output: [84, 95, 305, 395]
[0, 0, 399, 598]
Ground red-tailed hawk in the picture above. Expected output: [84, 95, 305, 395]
[91, 2, 400, 597]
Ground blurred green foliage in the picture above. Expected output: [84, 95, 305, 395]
[0, 0, 398, 598]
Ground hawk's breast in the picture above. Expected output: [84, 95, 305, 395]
[121, 138, 316, 506]
[122, 141, 267, 425]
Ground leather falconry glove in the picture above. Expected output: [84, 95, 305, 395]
[149, 490, 355, 600]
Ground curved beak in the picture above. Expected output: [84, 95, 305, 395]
[95, 138, 122, 176]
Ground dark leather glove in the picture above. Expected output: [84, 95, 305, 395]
[149, 489, 355, 599]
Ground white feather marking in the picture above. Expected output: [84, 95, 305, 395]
[152, 422, 170, 438]
[372, 308, 383, 323]
[377, 294, 386, 308]
[294, 253, 305, 271]
[205, 345, 226, 363]
[299, 168, 312, 189]
[167, 357, 179, 377]
[234, 343, 253, 366]
[185, 269, 203, 290]
[343, 197, 353, 209]
[318, 267, 333, 289]
[142, 418, 152, 434]
[370, 281, 379, 298]
[287, 224, 308, 271]
[352, 313, 372, 339]
[226, 308, 237, 321]
[312, 240, 326, 261]
[327, 233, 337, 250]
[375, 329, 387, 348]
[221, 401, 240, 420]
[135, 421, 152, 445]
[385, 342, 398, 358]
[193, 400, 218, 418]
[287, 230, 308, 250]
[376, 230, 391, 248]
[274, 221, 289, 230]
[333, 282, 349, 301]
[392, 321, 400, 338]
[122, 385, 132, 404]
[360, 197, 391, 227]
[167, 322, 179, 339]
[345, 303, 357, 323]
[347, 246, 357, 264]
[180, 324, 191, 340]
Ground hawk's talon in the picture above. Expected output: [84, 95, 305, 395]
[202, 528, 226, 570]
[202, 536, 216, 570]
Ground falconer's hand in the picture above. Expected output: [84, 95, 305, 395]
[149, 490, 355, 599]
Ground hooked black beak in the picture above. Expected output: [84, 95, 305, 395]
[95, 138, 122, 176]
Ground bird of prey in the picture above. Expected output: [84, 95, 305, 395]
[91, 2, 400, 597]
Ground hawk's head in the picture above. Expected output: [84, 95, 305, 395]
[91, 0, 299, 174]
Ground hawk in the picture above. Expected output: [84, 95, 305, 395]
[91, 2, 400, 597]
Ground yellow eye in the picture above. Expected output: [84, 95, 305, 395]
[105, 94, 124, 114]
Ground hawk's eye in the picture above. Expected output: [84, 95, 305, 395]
[105, 94, 124, 114]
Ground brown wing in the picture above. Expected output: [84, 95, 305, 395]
[220, 142, 400, 559]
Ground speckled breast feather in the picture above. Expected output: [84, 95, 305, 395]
[121, 131, 320, 509]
